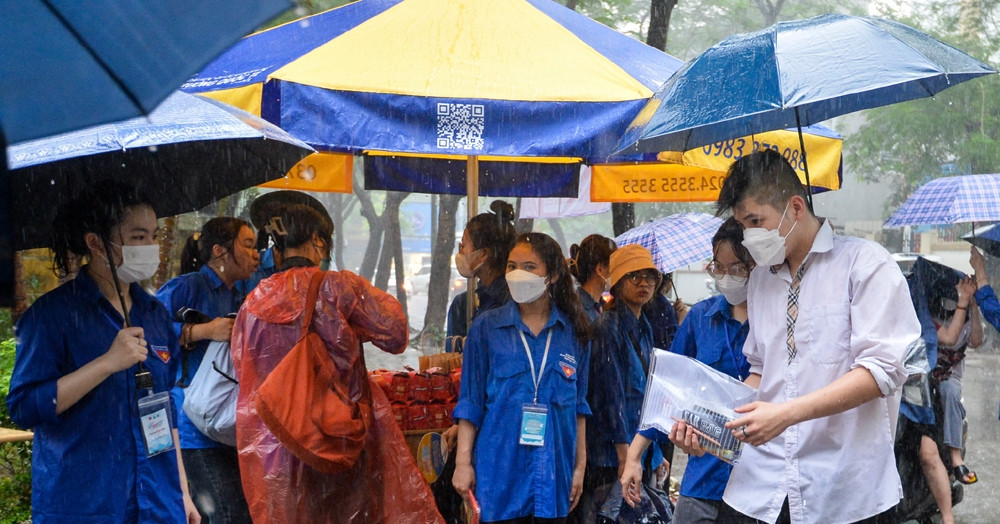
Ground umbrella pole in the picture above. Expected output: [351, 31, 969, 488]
[466, 155, 479, 335]
[794, 108, 814, 212]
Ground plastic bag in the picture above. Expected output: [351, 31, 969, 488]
[597, 480, 673, 524]
[901, 338, 932, 408]
[182, 340, 238, 446]
[638, 349, 757, 464]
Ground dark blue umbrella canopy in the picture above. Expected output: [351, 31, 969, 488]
[617, 13, 997, 155]
[0, 0, 291, 145]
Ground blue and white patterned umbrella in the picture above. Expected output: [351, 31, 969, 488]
[883, 174, 1000, 228]
[615, 212, 724, 274]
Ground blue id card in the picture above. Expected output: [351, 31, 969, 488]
[519, 404, 548, 446]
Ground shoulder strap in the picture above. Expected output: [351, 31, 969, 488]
[301, 271, 326, 337]
[628, 329, 650, 377]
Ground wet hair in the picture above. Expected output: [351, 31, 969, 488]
[268, 203, 334, 257]
[180, 217, 251, 274]
[569, 235, 617, 286]
[51, 180, 153, 277]
[512, 232, 590, 342]
[712, 217, 754, 269]
[716, 149, 809, 216]
[654, 271, 673, 297]
[465, 200, 517, 276]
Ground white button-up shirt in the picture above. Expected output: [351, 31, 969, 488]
[724, 220, 920, 524]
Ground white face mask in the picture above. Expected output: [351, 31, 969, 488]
[455, 249, 483, 278]
[506, 269, 548, 304]
[715, 275, 749, 305]
[741, 203, 797, 267]
[113, 244, 161, 283]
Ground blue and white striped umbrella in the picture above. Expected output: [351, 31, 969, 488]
[884, 174, 1000, 228]
[615, 212, 724, 274]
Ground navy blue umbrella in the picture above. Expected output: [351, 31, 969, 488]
[616, 14, 996, 156]
[7, 92, 313, 251]
[0, 0, 291, 145]
[963, 223, 1000, 258]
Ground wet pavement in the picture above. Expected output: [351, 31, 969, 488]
[951, 350, 1000, 523]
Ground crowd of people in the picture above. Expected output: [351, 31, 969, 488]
[5, 149, 996, 523]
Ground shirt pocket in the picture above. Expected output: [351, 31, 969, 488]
[492, 356, 530, 402]
[798, 303, 852, 365]
[548, 360, 579, 407]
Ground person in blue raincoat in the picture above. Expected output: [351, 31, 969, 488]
[580, 244, 667, 521]
[620, 218, 754, 523]
[156, 217, 260, 524]
[568, 234, 616, 324]
[453, 232, 591, 523]
[7, 181, 198, 523]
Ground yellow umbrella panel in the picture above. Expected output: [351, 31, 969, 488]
[591, 126, 843, 202]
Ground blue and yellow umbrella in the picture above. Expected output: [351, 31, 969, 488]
[183, 0, 683, 198]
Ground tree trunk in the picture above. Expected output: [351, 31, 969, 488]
[754, 0, 785, 26]
[565, 0, 578, 10]
[354, 175, 385, 281]
[647, 0, 677, 51]
[513, 198, 534, 234]
[612, 203, 635, 236]
[154, 215, 179, 287]
[372, 192, 408, 288]
[11, 253, 26, 325]
[388, 198, 409, 322]
[423, 194, 462, 340]
[328, 193, 358, 272]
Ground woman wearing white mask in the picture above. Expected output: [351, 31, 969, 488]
[619, 217, 754, 523]
[569, 234, 617, 323]
[8, 181, 199, 523]
[453, 232, 591, 523]
[156, 217, 260, 524]
[581, 244, 667, 521]
[446, 200, 517, 339]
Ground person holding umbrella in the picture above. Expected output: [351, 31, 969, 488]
[7, 181, 199, 523]
[672, 150, 920, 523]
[156, 217, 260, 524]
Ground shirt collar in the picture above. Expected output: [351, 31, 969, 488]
[496, 300, 568, 333]
[75, 266, 155, 314]
[199, 264, 228, 290]
[703, 294, 732, 319]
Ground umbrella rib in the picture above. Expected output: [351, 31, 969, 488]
[40, 0, 146, 114]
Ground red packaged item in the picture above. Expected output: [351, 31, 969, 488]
[408, 404, 431, 431]
[450, 369, 462, 401]
[390, 402, 410, 431]
[389, 372, 411, 403]
[429, 372, 453, 402]
[408, 372, 432, 404]
[426, 403, 452, 429]
[370, 370, 393, 398]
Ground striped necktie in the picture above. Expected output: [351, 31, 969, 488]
[786, 262, 808, 363]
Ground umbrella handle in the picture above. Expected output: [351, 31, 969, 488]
[794, 108, 814, 213]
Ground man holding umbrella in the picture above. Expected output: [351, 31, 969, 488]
[671, 150, 920, 523]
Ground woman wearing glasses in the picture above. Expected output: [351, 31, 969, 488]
[619, 218, 754, 523]
[578, 244, 667, 521]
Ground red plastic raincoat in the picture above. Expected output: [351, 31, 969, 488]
[232, 267, 444, 524]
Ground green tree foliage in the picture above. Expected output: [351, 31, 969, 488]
[0, 338, 31, 524]
[847, 1, 1000, 215]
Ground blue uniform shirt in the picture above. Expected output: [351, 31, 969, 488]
[646, 294, 749, 500]
[454, 301, 591, 521]
[576, 286, 603, 324]
[156, 264, 243, 448]
[644, 293, 679, 350]
[8, 270, 185, 523]
[588, 301, 663, 469]
[975, 284, 1000, 332]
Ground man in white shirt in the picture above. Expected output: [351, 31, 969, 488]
[670, 150, 920, 523]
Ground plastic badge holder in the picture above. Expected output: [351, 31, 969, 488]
[137, 391, 176, 457]
[639, 349, 758, 464]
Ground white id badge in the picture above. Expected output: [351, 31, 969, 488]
[138, 391, 175, 457]
[519, 404, 548, 446]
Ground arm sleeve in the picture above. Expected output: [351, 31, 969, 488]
[576, 340, 592, 417]
[974, 285, 1000, 333]
[668, 313, 697, 358]
[850, 255, 920, 396]
[453, 317, 489, 428]
[155, 276, 193, 340]
[343, 272, 408, 354]
[589, 318, 630, 444]
[6, 305, 63, 428]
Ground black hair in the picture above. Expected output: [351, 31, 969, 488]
[513, 232, 590, 343]
[716, 149, 809, 216]
[180, 217, 251, 274]
[712, 217, 754, 269]
[466, 200, 517, 277]
[268, 203, 334, 257]
[569, 234, 617, 286]
[51, 180, 153, 277]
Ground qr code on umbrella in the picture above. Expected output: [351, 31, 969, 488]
[436, 103, 485, 150]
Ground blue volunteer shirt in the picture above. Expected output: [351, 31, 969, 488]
[7, 270, 185, 523]
[576, 286, 603, 324]
[588, 301, 663, 469]
[454, 301, 591, 522]
[641, 294, 749, 501]
[156, 264, 243, 448]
